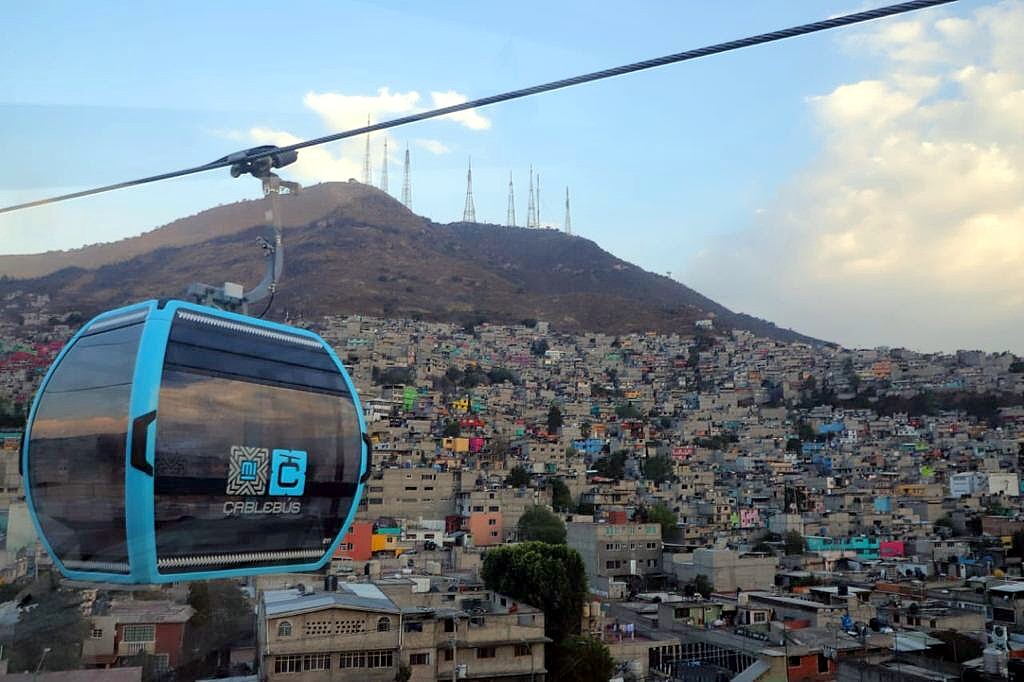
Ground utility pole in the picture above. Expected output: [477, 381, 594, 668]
[380, 137, 389, 194]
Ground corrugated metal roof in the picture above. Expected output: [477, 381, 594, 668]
[263, 585, 399, 617]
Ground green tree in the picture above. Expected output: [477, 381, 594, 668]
[691, 574, 714, 597]
[8, 590, 89, 672]
[1011, 531, 1024, 559]
[550, 478, 573, 512]
[797, 421, 816, 442]
[530, 339, 549, 357]
[442, 420, 461, 437]
[518, 506, 567, 544]
[185, 581, 254, 676]
[555, 635, 616, 682]
[547, 405, 564, 434]
[646, 504, 678, 541]
[481, 543, 587, 678]
[506, 465, 532, 488]
[641, 454, 674, 484]
[593, 451, 627, 480]
[784, 530, 806, 555]
[615, 402, 641, 419]
[395, 663, 413, 682]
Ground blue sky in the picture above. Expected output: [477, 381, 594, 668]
[3, 0, 1020, 354]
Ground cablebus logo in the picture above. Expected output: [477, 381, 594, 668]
[224, 446, 307, 516]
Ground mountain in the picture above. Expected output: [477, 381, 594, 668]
[0, 182, 825, 344]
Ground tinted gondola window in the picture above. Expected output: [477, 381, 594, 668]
[27, 323, 143, 572]
[153, 368, 361, 572]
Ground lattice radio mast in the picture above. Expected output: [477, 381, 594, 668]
[401, 146, 412, 208]
[462, 157, 476, 222]
[506, 172, 516, 227]
[362, 115, 372, 185]
[380, 137, 389, 194]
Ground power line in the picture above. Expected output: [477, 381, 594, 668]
[0, 0, 956, 215]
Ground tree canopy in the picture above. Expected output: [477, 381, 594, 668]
[784, 530, 806, 555]
[547, 405, 564, 434]
[641, 454, 674, 484]
[593, 451, 628, 480]
[644, 503, 678, 541]
[518, 506, 567, 544]
[481, 543, 588, 678]
[549, 478, 573, 511]
[554, 636, 616, 682]
[506, 465, 532, 488]
[8, 590, 89, 673]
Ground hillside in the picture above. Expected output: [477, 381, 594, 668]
[0, 182, 824, 344]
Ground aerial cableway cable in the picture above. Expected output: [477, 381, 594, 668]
[0, 0, 956, 215]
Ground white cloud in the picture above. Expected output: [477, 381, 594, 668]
[687, 1, 1024, 353]
[249, 126, 361, 183]
[415, 138, 450, 155]
[430, 90, 492, 130]
[242, 86, 488, 185]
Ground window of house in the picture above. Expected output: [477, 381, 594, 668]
[304, 653, 332, 671]
[275, 655, 303, 674]
[489, 505, 499, 512]
[788, 656, 801, 668]
[405, 621, 424, 633]
[444, 618, 455, 632]
[477, 647, 496, 659]
[378, 617, 392, 632]
[488, 518, 497, 525]
[366, 650, 394, 668]
[473, 505, 484, 512]
[817, 654, 829, 673]
[515, 644, 531, 657]
[122, 624, 155, 642]
[91, 628, 103, 639]
[444, 649, 454, 661]
[152, 654, 170, 672]
[369, 498, 384, 505]
[753, 612, 767, 623]
[410, 653, 430, 665]
[278, 621, 293, 637]
[339, 652, 365, 668]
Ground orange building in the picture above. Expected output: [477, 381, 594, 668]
[334, 521, 373, 561]
[466, 512, 503, 546]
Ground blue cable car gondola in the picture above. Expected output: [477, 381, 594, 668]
[22, 299, 368, 584]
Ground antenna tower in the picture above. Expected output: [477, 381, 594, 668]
[526, 167, 536, 228]
[362, 115, 372, 185]
[401, 146, 412, 208]
[380, 137, 389, 194]
[506, 172, 516, 227]
[462, 158, 476, 222]
[565, 187, 572, 235]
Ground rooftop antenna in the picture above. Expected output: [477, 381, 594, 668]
[526, 166, 536, 228]
[462, 157, 476, 223]
[401, 146, 412, 208]
[380, 137, 389, 194]
[506, 172, 516, 227]
[187, 147, 300, 315]
[565, 187, 572, 236]
[362, 115, 372, 185]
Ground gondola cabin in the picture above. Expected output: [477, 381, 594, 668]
[22, 300, 368, 584]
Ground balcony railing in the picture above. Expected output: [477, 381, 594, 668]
[117, 641, 156, 657]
